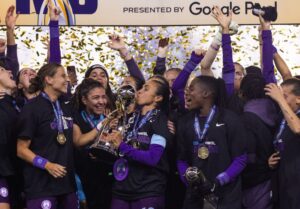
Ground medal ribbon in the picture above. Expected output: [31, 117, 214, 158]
[193, 105, 216, 145]
[81, 111, 105, 129]
[273, 109, 300, 146]
[130, 109, 155, 139]
[41, 92, 64, 133]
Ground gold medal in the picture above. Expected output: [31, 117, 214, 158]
[198, 146, 209, 159]
[57, 133, 67, 145]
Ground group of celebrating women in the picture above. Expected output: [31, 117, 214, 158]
[0, 2, 300, 209]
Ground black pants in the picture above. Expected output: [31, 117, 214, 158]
[75, 149, 113, 209]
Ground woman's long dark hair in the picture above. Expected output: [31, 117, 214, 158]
[72, 78, 106, 112]
[150, 77, 170, 114]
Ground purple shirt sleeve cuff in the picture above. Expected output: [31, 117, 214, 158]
[262, 30, 276, 84]
[177, 160, 189, 186]
[119, 142, 165, 167]
[216, 153, 247, 186]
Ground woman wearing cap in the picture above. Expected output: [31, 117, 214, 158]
[85, 64, 116, 110]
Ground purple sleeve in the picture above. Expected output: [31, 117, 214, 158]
[5, 45, 19, 80]
[177, 160, 189, 186]
[262, 30, 276, 84]
[119, 142, 164, 167]
[49, 20, 61, 64]
[172, 52, 204, 109]
[216, 153, 247, 186]
[153, 57, 166, 75]
[125, 58, 145, 82]
[222, 34, 235, 96]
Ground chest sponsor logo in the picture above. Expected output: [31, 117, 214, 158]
[216, 123, 225, 127]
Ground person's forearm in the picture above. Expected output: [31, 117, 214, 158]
[277, 98, 300, 135]
[262, 30, 276, 84]
[49, 20, 61, 64]
[172, 52, 203, 108]
[200, 44, 220, 76]
[273, 52, 292, 81]
[74, 128, 98, 147]
[216, 153, 247, 186]
[222, 34, 235, 96]
[6, 28, 15, 46]
[153, 56, 167, 75]
[17, 140, 36, 165]
[6, 44, 19, 80]
[119, 142, 164, 167]
[177, 160, 189, 186]
[125, 58, 145, 82]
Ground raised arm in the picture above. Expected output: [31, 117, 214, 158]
[172, 49, 205, 109]
[212, 6, 235, 96]
[5, 5, 19, 80]
[265, 83, 300, 135]
[153, 38, 169, 75]
[108, 34, 145, 82]
[48, 2, 61, 64]
[259, 14, 276, 84]
[273, 48, 292, 81]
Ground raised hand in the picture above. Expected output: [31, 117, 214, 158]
[264, 83, 284, 103]
[5, 5, 19, 30]
[108, 34, 126, 51]
[268, 152, 280, 169]
[194, 48, 207, 57]
[211, 6, 232, 33]
[158, 38, 169, 58]
[258, 13, 271, 30]
[48, 0, 61, 21]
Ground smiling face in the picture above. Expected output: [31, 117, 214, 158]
[82, 87, 107, 115]
[88, 68, 108, 89]
[46, 66, 69, 95]
[0, 66, 16, 90]
[18, 68, 37, 90]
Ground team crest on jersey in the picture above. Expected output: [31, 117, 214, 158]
[41, 200, 52, 209]
[0, 187, 8, 197]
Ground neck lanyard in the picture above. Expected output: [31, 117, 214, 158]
[194, 105, 216, 143]
[131, 109, 155, 138]
[12, 100, 21, 113]
[41, 92, 64, 133]
[274, 109, 300, 143]
[81, 111, 105, 129]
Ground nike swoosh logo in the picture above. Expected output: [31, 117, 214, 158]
[216, 123, 225, 127]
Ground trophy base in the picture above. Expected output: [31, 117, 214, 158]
[89, 143, 118, 164]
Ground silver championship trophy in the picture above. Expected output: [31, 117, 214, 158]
[185, 167, 219, 209]
[89, 85, 135, 164]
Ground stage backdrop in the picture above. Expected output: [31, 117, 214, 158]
[0, 0, 300, 26]
[0, 25, 299, 88]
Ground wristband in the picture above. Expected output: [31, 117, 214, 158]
[33, 155, 48, 170]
